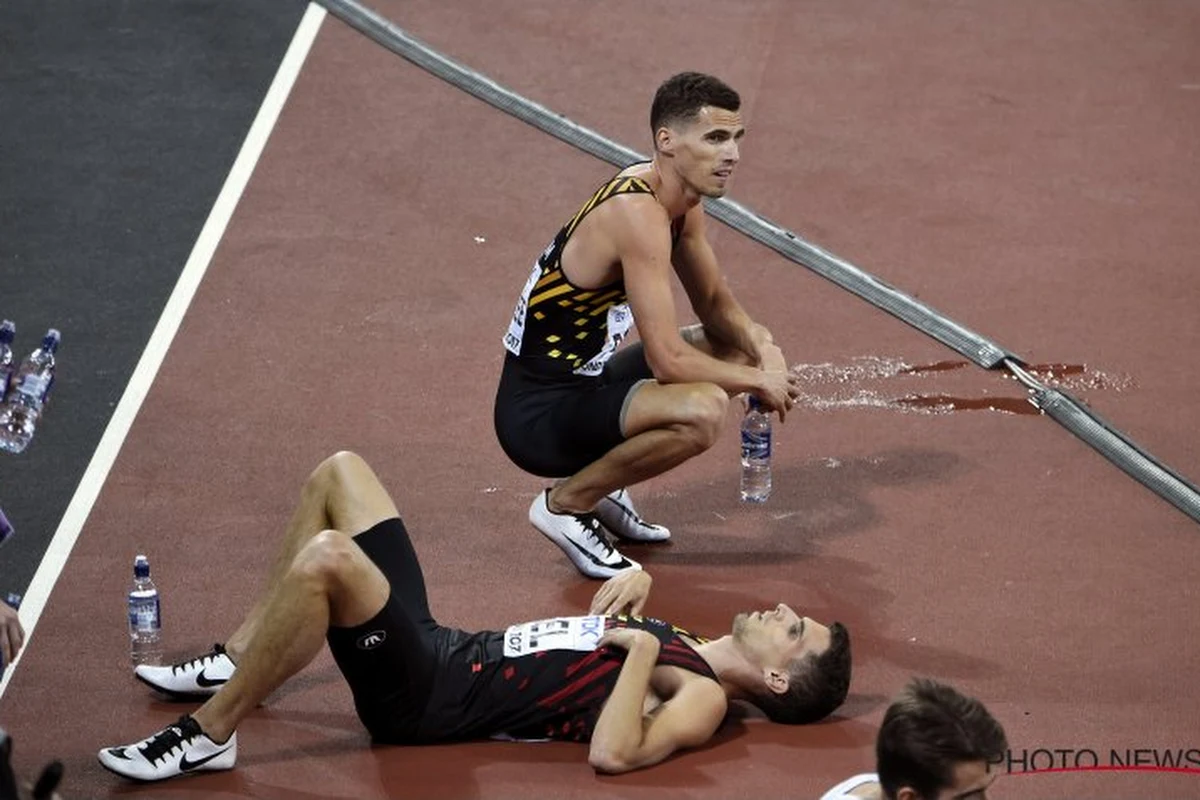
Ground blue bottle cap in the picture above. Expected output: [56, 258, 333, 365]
[42, 329, 61, 352]
[0, 321, 13, 343]
[3, 592, 20, 610]
[134, 554, 150, 578]
[747, 395, 762, 411]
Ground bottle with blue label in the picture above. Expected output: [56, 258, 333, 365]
[128, 554, 162, 666]
[0, 321, 15, 403]
[740, 396, 773, 503]
[0, 329, 60, 454]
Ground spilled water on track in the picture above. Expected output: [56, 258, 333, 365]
[789, 356, 1135, 416]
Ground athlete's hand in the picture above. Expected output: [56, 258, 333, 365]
[753, 368, 801, 422]
[590, 569, 653, 616]
[598, 626, 660, 653]
[0, 601, 24, 666]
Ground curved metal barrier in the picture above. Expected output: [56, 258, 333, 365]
[314, 0, 1200, 526]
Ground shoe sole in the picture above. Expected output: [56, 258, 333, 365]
[134, 670, 223, 700]
[98, 752, 184, 782]
[98, 752, 233, 781]
[98, 756, 152, 782]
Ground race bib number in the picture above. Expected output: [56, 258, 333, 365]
[503, 260, 543, 355]
[574, 302, 633, 376]
[503, 615, 606, 657]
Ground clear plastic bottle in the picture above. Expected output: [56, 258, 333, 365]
[128, 555, 162, 666]
[740, 396, 773, 503]
[0, 321, 15, 403]
[0, 328, 60, 454]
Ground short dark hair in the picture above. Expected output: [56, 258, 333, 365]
[750, 622, 851, 724]
[876, 678, 1008, 800]
[650, 72, 741, 134]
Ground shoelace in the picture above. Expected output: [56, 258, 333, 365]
[170, 643, 225, 675]
[140, 717, 199, 763]
[576, 515, 615, 556]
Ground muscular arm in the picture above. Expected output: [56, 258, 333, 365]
[588, 629, 727, 774]
[612, 197, 768, 393]
[672, 206, 787, 373]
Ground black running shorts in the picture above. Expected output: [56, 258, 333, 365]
[326, 518, 473, 743]
[493, 343, 654, 478]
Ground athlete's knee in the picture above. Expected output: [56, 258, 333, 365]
[678, 323, 707, 349]
[681, 325, 753, 366]
[677, 384, 729, 450]
[305, 450, 368, 499]
[292, 529, 359, 586]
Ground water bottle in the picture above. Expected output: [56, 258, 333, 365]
[0, 329, 61, 454]
[0, 321, 15, 403]
[740, 396, 772, 503]
[128, 555, 162, 666]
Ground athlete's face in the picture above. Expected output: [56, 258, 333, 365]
[658, 106, 744, 198]
[731, 603, 831, 669]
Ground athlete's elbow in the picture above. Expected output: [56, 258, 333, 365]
[645, 349, 687, 384]
[588, 734, 642, 774]
[588, 747, 636, 775]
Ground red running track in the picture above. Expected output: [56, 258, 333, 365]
[3, 2, 1199, 797]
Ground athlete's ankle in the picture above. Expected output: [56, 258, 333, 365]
[190, 713, 233, 745]
[221, 641, 243, 664]
[546, 487, 592, 516]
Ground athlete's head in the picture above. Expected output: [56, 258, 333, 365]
[876, 678, 1008, 800]
[731, 604, 851, 724]
[650, 72, 744, 198]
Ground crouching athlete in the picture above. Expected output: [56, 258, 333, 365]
[98, 451, 851, 782]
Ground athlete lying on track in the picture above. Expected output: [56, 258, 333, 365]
[98, 451, 850, 781]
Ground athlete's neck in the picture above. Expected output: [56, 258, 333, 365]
[639, 157, 702, 218]
[693, 635, 760, 700]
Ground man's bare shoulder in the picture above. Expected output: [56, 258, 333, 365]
[646, 671, 727, 746]
[659, 665, 728, 707]
[616, 162, 656, 181]
[590, 190, 671, 243]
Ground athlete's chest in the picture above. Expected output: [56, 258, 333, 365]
[644, 662, 703, 713]
[557, 202, 685, 291]
[558, 212, 626, 290]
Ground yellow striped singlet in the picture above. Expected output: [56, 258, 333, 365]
[503, 171, 668, 376]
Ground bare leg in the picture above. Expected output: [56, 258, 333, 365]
[225, 451, 399, 659]
[192, 528, 390, 742]
[549, 325, 753, 513]
[550, 381, 728, 512]
[97, 505, 398, 780]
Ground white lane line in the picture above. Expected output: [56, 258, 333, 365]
[0, 2, 327, 699]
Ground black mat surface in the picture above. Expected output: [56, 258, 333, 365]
[0, 0, 308, 599]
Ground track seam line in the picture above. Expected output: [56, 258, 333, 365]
[0, 2, 327, 699]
